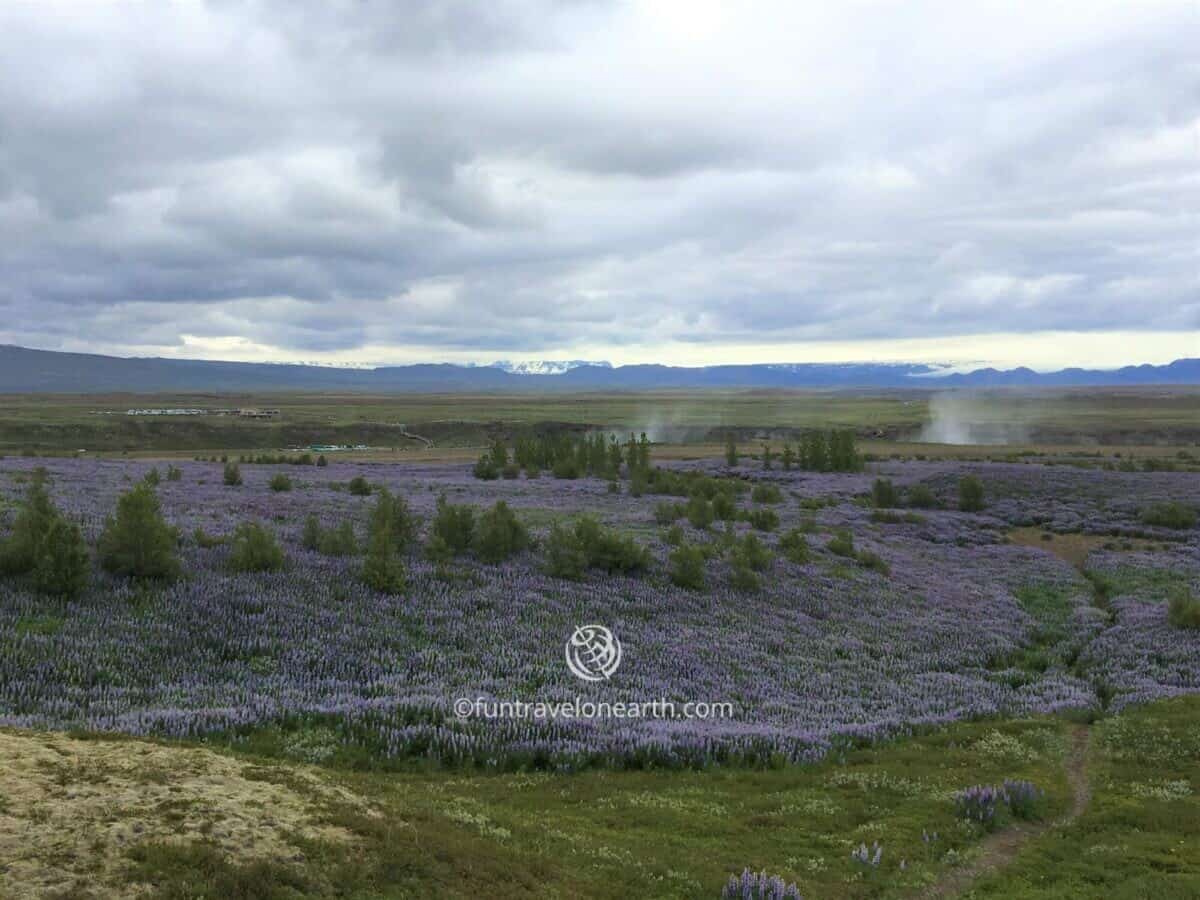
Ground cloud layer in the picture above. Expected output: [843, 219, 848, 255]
[0, 0, 1196, 365]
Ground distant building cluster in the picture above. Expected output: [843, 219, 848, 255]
[123, 408, 280, 418]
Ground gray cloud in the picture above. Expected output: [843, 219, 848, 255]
[0, 0, 1196, 362]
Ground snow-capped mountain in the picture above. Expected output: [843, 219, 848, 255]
[488, 359, 613, 375]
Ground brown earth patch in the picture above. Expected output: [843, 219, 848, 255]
[1008, 526, 1163, 570]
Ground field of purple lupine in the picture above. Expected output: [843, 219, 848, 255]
[1, 454, 1197, 768]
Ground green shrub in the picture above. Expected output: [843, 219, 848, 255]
[906, 483, 937, 508]
[474, 501, 530, 563]
[1167, 586, 1200, 629]
[316, 454, 328, 467]
[712, 492, 737, 521]
[425, 533, 454, 565]
[779, 528, 810, 564]
[871, 478, 899, 508]
[959, 476, 985, 512]
[685, 495, 714, 530]
[301, 515, 322, 551]
[348, 475, 372, 496]
[664, 524, 684, 546]
[431, 496, 475, 555]
[655, 501, 683, 525]
[501, 463, 521, 480]
[827, 529, 856, 557]
[269, 473, 293, 492]
[742, 507, 779, 532]
[318, 521, 358, 557]
[551, 458, 580, 480]
[751, 483, 782, 504]
[1140, 502, 1197, 530]
[573, 517, 650, 573]
[472, 454, 498, 480]
[669, 544, 706, 590]
[144, 468, 161, 486]
[166, 465, 182, 482]
[98, 483, 181, 581]
[731, 532, 774, 572]
[730, 560, 760, 592]
[228, 522, 285, 573]
[223, 463, 242, 486]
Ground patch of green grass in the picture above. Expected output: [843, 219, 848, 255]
[969, 696, 1200, 899]
[1088, 565, 1191, 603]
[96, 714, 1077, 900]
[125, 841, 316, 899]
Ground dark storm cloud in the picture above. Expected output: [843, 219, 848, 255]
[0, 0, 1196, 361]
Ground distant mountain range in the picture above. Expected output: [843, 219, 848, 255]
[0, 344, 1197, 393]
[486, 359, 612, 375]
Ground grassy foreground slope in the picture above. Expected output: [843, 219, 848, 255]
[1, 697, 1196, 899]
[967, 697, 1200, 900]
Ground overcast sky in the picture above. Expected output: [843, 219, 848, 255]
[0, 0, 1196, 369]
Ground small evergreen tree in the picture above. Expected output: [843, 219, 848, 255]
[669, 544, 706, 590]
[607, 438, 624, 478]
[316, 454, 328, 467]
[731, 532, 773, 572]
[781, 443, 795, 471]
[431, 495, 476, 554]
[269, 473, 293, 492]
[0, 469, 56, 575]
[348, 475, 372, 496]
[474, 500, 530, 563]
[223, 462, 242, 486]
[725, 434, 739, 467]
[762, 443, 773, 470]
[489, 439, 508, 470]
[362, 489, 407, 594]
[544, 522, 587, 580]
[33, 518, 90, 597]
[98, 483, 181, 580]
